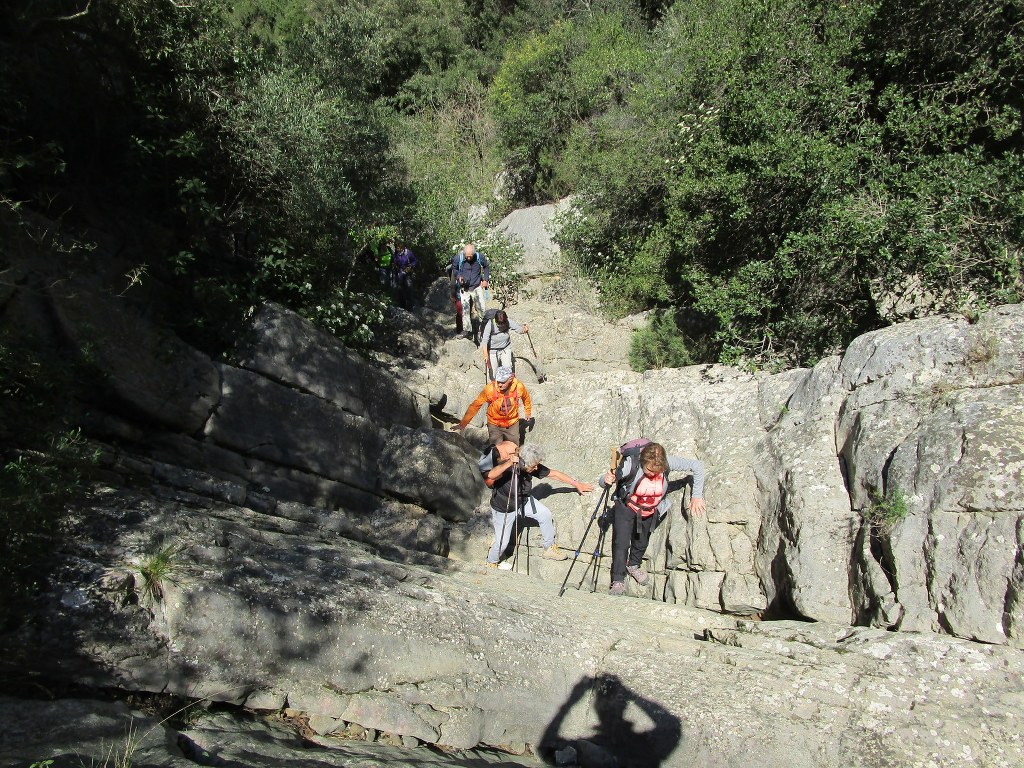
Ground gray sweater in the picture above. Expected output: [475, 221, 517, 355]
[480, 317, 524, 351]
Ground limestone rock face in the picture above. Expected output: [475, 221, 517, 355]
[19, 272, 485, 528]
[3, 482, 1023, 768]
[418, 278, 1023, 647]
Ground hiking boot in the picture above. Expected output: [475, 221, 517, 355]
[541, 545, 567, 561]
[484, 561, 498, 569]
[626, 565, 649, 585]
[609, 581, 626, 596]
[498, 561, 514, 571]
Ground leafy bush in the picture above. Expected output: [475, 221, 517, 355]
[0, 330, 97, 626]
[489, 13, 651, 203]
[555, 0, 1023, 368]
[629, 310, 694, 371]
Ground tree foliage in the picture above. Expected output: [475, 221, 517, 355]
[1, 0, 1020, 374]
[552, 0, 1023, 368]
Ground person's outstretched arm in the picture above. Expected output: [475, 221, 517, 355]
[545, 468, 594, 494]
[668, 456, 706, 514]
[454, 387, 490, 431]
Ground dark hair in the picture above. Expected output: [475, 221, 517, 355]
[495, 310, 510, 330]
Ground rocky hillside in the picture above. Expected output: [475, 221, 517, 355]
[408, 204, 1024, 650]
[1, 204, 1023, 768]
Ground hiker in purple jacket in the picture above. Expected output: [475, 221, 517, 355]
[392, 241, 417, 309]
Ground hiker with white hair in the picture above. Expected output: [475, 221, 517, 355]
[478, 441, 593, 567]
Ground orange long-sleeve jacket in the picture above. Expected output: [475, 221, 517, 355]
[458, 379, 532, 429]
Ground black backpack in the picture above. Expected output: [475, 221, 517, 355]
[481, 308, 504, 347]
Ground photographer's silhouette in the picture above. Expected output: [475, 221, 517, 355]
[541, 673, 681, 768]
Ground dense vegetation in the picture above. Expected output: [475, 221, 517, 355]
[2, 0, 1020, 365]
[0, 0, 1021, 610]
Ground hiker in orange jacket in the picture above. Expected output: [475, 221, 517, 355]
[451, 366, 534, 446]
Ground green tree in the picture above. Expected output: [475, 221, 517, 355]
[489, 12, 651, 202]
[558, 0, 1023, 367]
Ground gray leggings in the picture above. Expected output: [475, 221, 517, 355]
[487, 499, 555, 563]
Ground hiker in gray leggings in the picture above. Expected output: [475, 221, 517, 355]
[479, 442, 594, 566]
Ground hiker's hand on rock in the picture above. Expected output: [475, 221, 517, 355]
[575, 481, 595, 494]
[451, 424, 465, 433]
[689, 498, 706, 515]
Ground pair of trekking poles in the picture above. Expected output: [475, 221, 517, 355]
[557, 447, 617, 597]
[557, 450, 684, 599]
[496, 459, 531, 574]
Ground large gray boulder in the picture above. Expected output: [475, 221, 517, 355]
[237, 302, 429, 428]
[49, 281, 221, 435]
[754, 356, 856, 623]
[494, 199, 573, 277]
[835, 306, 1024, 642]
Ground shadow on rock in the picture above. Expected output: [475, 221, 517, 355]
[540, 674, 681, 768]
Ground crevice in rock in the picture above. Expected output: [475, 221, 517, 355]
[1000, 521, 1023, 642]
[195, 363, 225, 439]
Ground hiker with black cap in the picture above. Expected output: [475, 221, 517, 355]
[598, 441, 706, 596]
[452, 366, 533, 446]
[480, 309, 529, 379]
[480, 441, 593, 567]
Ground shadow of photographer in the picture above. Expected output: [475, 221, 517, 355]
[540, 673, 681, 768]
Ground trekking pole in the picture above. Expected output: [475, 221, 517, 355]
[558, 484, 611, 597]
[558, 447, 616, 597]
[525, 330, 548, 383]
[525, 518, 531, 576]
[587, 520, 610, 594]
[511, 462, 522, 572]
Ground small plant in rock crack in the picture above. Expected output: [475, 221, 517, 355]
[865, 489, 909, 532]
[138, 542, 182, 602]
[966, 329, 1000, 369]
[920, 379, 957, 410]
[79, 722, 141, 768]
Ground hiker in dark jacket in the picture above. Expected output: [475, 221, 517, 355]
[391, 241, 417, 309]
[479, 441, 593, 567]
[451, 243, 489, 339]
[480, 310, 529, 379]
[598, 442, 705, 596]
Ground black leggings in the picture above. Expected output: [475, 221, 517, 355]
[610, 499, 659, 583]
